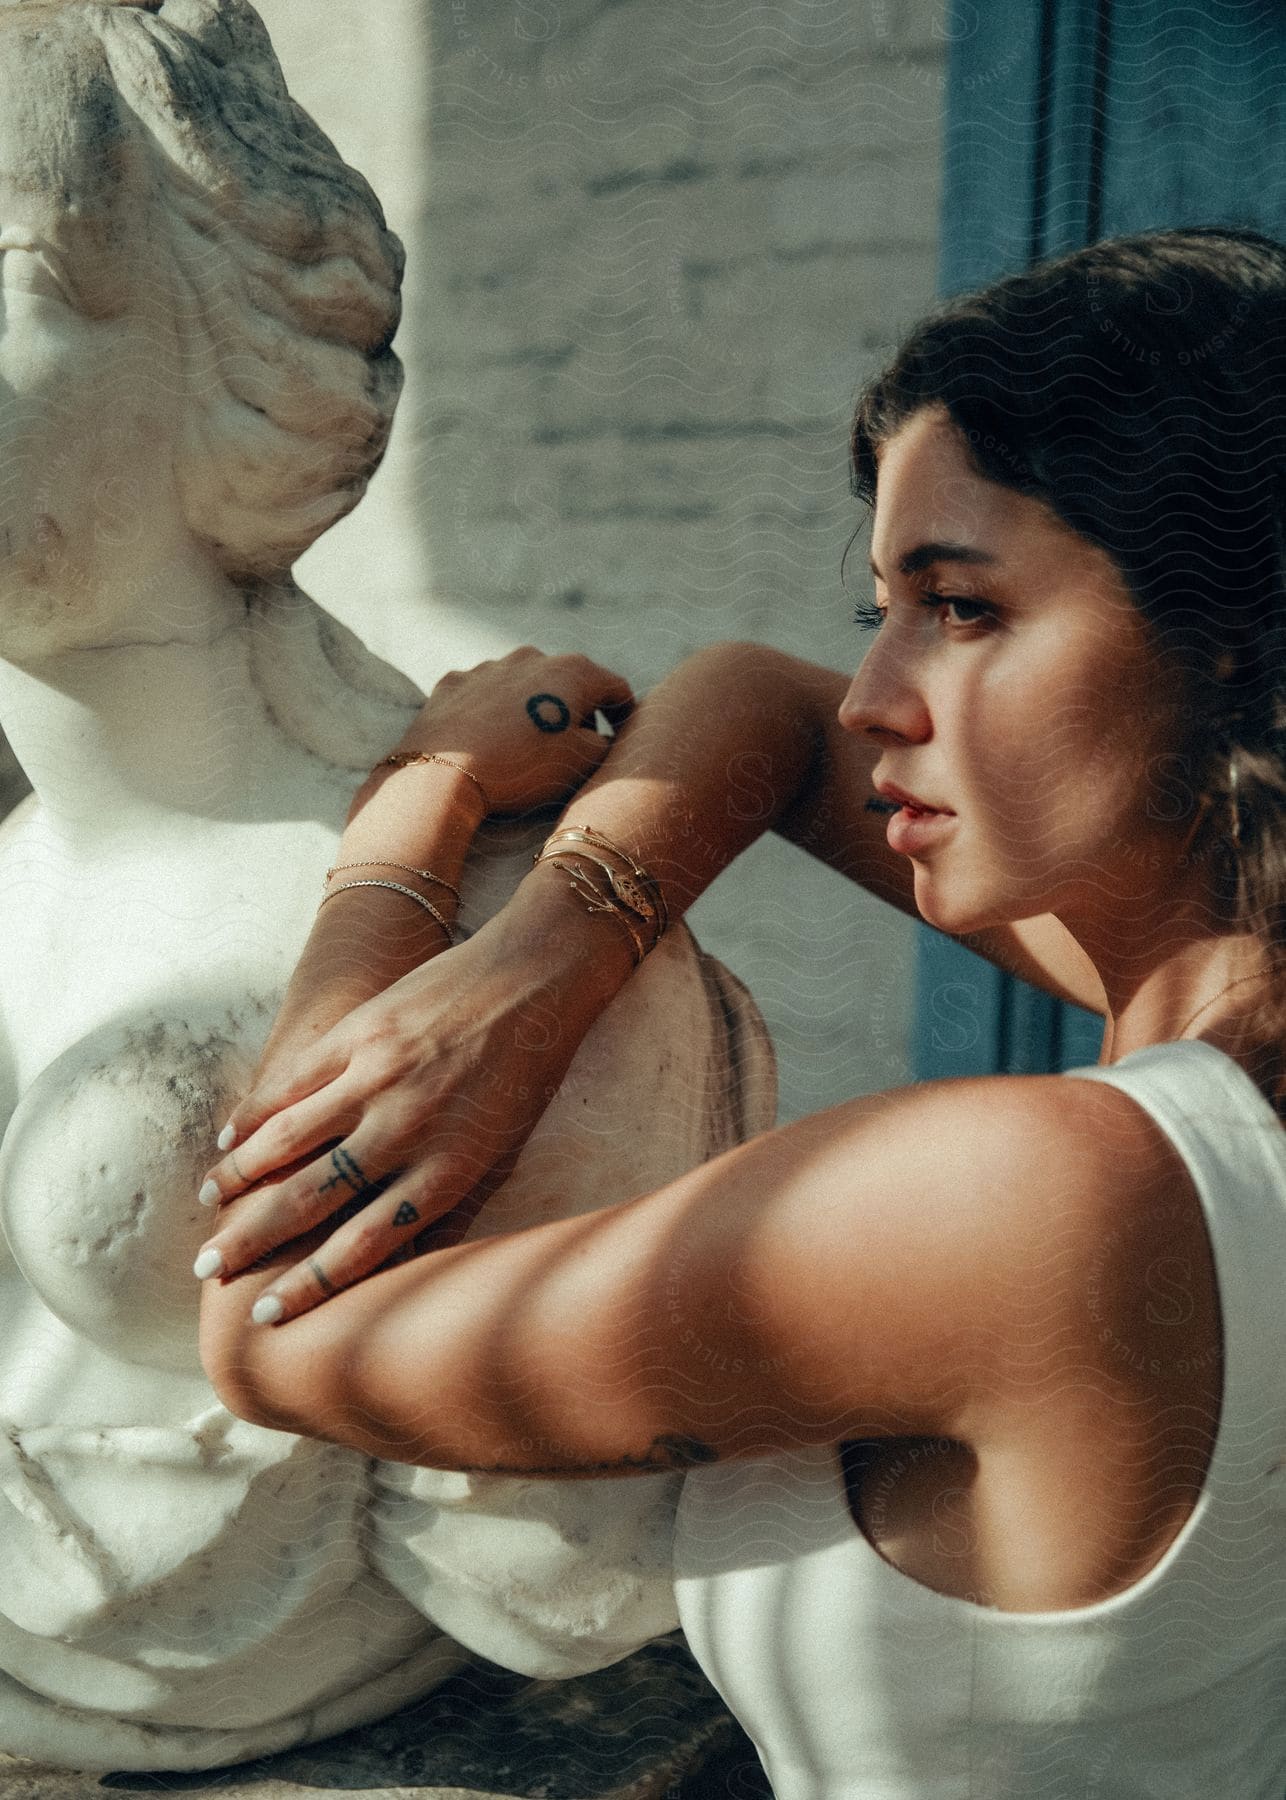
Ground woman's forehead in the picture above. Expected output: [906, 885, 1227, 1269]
[871, 418, 1034, 565]
[870, 409, 1117, 584]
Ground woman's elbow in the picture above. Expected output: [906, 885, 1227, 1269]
[198, 1284, 302, 1434]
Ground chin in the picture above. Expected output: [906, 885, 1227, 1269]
[912, 870, 1013, 937]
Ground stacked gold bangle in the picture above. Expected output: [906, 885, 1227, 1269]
[533, 825, 669, 968]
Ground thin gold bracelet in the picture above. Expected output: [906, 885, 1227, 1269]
[317, 878, 453, 944]
[324, 860, 462, 903]
[535, 825, 669, 941]
[377, 751, 490, 814]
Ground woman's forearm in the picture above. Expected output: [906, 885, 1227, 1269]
[544, 641, 848, 922]
[193, 642, 862, 1322]
[273, 642, 847, 1065]
[254, 762, 485, 1071]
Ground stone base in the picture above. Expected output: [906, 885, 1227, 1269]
[0, 1638, 772, 1800]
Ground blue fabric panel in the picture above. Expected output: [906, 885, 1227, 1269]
[936, 3, 1048, 294]
[913, 927, 1007, 1082]
[914, 0, 1108, 1079]
[1097, 2, 1286, 236]
[918, 0, 1286, 1079]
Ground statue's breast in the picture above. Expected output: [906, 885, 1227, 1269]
[0, 1005, 263, 1373]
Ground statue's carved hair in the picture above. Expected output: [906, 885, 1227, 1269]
[2, 0, 405, 576]
[851, 225, 1286, 1012]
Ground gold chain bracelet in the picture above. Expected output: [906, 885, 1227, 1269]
[547, 857, 649, 965]
[376, 751, 490, 814]
[324, 860, 462, 903]
[317, 878, 453, 944]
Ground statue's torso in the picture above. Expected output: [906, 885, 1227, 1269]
[0, 786, 773, 1768]
[0, 796, 345, 1412]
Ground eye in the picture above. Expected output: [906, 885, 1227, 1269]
[852, 594, 886, 633]
[920, 593, 993, 628]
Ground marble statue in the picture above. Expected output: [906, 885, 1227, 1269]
[0, 0, 775, 1772]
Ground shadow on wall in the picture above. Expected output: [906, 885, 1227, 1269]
[0, 737, 28, 821]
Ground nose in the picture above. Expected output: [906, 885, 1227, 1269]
[838, 631, 931, 744]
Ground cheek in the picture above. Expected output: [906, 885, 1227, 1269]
[953, 670, 1146, 873]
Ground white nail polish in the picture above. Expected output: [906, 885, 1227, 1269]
[198, 1179, 221, 1208]
[193, 1246, 224, 1280]
[216, 1123, 237, 1152]
[252, 1294, 284, 1326]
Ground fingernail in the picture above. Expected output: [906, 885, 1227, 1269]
[198, 1179, 221, 1208]
[193, 1246, 224, 1280]
[216, 1123, 237, 1152]
[252, 1294, 284, 1326]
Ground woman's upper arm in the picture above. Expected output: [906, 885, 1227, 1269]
[201, 1075, 1130, 1472]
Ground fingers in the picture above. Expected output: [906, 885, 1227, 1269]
[201, 1070, 359, 1205]
[505, 647, 635, 724]
[572, 658, 635, 726]
[218, 1032, 352, 1150]
[221, 1130, 529, 1325]
[202, 1163, 472, 1326]
[194, 1131, 408, 1282]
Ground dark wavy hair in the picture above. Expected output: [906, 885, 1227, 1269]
[851, 224, 1286, 1001]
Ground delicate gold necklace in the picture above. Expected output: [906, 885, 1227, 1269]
[1173, 968, 1283, 1040]
[1102, 965, 1284, 1063]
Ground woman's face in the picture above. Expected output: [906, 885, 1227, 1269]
[840, 403, 1193, 938]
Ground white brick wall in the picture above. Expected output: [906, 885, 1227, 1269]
[1, 0, 951, 1118]
[399, 0, 947, 1116]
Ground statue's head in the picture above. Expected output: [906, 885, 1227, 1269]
[0, 0, 404, 580]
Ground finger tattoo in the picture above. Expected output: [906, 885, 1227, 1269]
[526, 692, 572, 733]
[319, 1147, 368, 1197]
[393, 1201, 421, 1228]
[308, 1258, 336, 1296]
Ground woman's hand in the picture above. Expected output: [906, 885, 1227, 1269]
[193, 892, 633, 1323]
[355, 646, 635, 822]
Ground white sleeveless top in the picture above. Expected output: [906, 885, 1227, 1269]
[674, 1040, 1286, 1800]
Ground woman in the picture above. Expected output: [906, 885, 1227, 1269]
[199, 225, 1286, 1797]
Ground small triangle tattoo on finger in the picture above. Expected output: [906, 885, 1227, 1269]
[393, 1201, 421, 1228]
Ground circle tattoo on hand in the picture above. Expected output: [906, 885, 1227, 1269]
[526, 692, 572, 733]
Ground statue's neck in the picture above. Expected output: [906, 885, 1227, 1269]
[0, 577, 421, 840]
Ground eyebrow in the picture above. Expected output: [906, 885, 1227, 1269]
[867, 541, 1001, 581]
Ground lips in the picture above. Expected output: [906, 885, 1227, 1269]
[873, 782, 953, 817]
[870, 781, 957, 855]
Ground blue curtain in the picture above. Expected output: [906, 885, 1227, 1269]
[915, 0, 1286, 1079]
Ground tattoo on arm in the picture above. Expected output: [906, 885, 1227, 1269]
[459, 1434, 720, 1478]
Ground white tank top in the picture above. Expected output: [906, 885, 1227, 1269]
[674, 1040, 1286, 1800]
